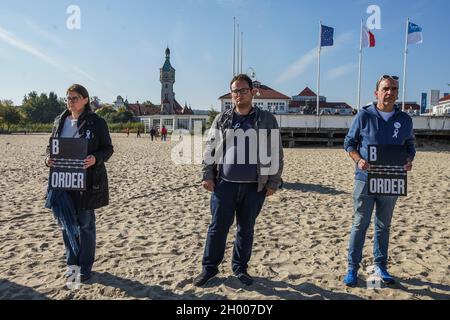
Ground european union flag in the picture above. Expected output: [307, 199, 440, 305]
[321, 25, 334, 47]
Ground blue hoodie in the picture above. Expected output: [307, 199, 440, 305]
[344, 103, 416, 182]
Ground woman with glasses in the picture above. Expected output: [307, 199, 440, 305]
[45, 84, 113, 283]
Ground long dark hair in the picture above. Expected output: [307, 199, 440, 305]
[66, 84, 91, 112]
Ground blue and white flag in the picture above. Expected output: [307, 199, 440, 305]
[407, 22, 423, 45]
[321, 25, 334, 47]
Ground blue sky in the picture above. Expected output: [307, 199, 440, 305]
[0, 0, 449, 110]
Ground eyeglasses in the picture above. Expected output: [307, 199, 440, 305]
[376, 75, 399, 90]
[66, 96, 82, 103]
[231, 88, 250, 95]
[379, 75, 399, 81]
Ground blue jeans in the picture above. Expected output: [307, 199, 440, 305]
[202, 180, 266, 274]
[62, 209, 96, 276]
[347, 180, 398, 270]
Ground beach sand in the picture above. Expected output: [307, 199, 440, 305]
[0, 133, 449, 300]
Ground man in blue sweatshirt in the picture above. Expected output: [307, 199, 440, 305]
[343, 75, 416, 287]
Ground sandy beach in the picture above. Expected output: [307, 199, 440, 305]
[0, 133, 448, 300]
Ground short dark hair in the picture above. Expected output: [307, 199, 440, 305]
[66, 84, 91, 111]
[230, 74, 253, 90]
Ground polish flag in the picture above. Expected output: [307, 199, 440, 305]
[361, 26, 376, 48]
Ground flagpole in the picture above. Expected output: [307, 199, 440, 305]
[233, 17, 236, 77]
[402, 18, 409, 111]
[237, 23, 240, 75]
[317, 21, 322, 120]
[357, 19, 363, 111]
[241, 32, 243, 73]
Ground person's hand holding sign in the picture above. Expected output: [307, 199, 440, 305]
[45, 157, 55, 167]
[357, 159, 371, 171]
[404, 160, 413, 172]
[84, 155, 96, 169]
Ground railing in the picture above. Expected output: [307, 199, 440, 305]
[274, 115, 450, 131]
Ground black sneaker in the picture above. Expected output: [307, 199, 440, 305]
[235, 271, 254, 286]
[193, 270, 218, 287]
[80, 273, 92, 283]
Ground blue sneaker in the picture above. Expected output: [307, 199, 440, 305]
[374, 266, 395, 284]
[344, 269, 358, 287]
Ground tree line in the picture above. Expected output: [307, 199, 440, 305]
[0, 91, 139, 133]
[1, 91, 219, 133]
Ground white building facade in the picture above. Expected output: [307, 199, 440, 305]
[219, 81, 290, 113]
[432, 95, 450, 116]
[137, 115, 207, 132]
[221, 98, 290, 113]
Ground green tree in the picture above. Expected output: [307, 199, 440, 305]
[95, 105, 115, 116]
[95, 105, 135, 124]
[21, 91, 65, 123]
[95, 105, 117, 122]
[110, 107, 134, 123]
[207, 107, 219, 128]
[0, 101, 22, 131]
[1, 99, 14, 106]
[0, 102, 5, 129]
[141, 100, 156, 108]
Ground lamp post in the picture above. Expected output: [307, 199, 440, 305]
[247, 67, 256, 79]
[246, 67, 260, 97]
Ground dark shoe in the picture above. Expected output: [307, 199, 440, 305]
[343, 269, 358, 287]
[193, 270, 218, 287]
[235, 271, 254, 286]
[80, 273, 92, 283]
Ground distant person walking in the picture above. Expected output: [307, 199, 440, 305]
[150, 127, 156, 141]
[126, 127, 130, 137]
[137, 128, 141, 138]
[161, 125, 167, 141]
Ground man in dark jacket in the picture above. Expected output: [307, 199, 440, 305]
[343, 75, 415, 287]
[150, 127, 157, 141]
[193, 74, 284, 287]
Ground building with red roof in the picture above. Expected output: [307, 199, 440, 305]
[219, 83, 353, 115]
[289, 87, 353, 115]
[431, 94, 450, 116]
[439, 94, 450, 104]
[219, 80, 291, 113]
